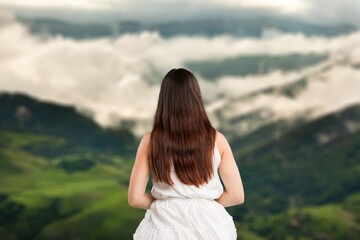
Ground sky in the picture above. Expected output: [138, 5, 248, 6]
[0, 0, 359, 26]
[0, 0, 308, 12]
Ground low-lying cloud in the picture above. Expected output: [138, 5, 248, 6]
[0, 11, 360, 137]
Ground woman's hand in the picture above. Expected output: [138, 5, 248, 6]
[129, 192, 156, 209]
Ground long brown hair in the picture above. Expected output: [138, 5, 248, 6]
[149, 68, 216, 187]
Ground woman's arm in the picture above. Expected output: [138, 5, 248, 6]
[128, 132, 156, 209]
[215, 131, 245, 207]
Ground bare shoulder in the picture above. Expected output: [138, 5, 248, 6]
[215, 129, 228, 158]
[144, 131, 152, 140]
[215, 129, 226, 141]
[137, 131, 152, 152]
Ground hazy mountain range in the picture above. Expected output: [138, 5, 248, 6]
[17, 15, 358, 39]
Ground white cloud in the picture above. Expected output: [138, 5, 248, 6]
[217, 65, 360, 135]
[301, 0, 360, 26]
[0, 0, 307, 12]
[218, 0, 309, 13]
[296, 66, 360, 118]
[0, 14, 360, 137]
[0, 0, 123, 10]
[0, 0, 309, 13]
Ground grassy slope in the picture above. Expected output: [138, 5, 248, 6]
[0, 129, 144, 240]
[228, 104, 360, 239]
[0, 92, 137, 158]
[252, 199, 360, 240]
[1, 102, 360, 239]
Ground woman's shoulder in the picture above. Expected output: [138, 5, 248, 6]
[215, 129, 229, 158]
[215, 129, 224, 139]
[145, 131, 152, 138]
[138, 132, 152, 149]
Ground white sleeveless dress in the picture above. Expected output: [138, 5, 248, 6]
[133, 142, 237, 239]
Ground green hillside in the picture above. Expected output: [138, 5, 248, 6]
[0, 92, 137, 157]
[228, 103, 360, 239]
[0, 129, 144, 239]
[1, 92, 359, 239]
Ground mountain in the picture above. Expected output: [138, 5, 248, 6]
[0, 91, 145, 239]
[0, 129, 142, 239]
[185, 53, 328, 80]
[0, 91, 137, 157]
[17, 15, 358, 40]
[0, 92, 359, 239]
[227, 103, 360, 239]
[233, 103, 360, 208]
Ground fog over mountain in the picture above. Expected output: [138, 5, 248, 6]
[0, 10, 360, 137]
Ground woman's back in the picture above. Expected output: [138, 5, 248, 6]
[151, 141, 223, 200]
[128, 68, 244, 240]
[133, 134, 238, 240]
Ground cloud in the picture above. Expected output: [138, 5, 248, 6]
[0, 13, 360, 137]
[0, 0, 306, 12]
[217, 0, 309, 14]
[301, 0, 360, 26]
[0, 0, 122, 10]
[1, 0, 360, 27]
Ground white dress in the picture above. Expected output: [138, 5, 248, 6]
[133, 142, 237, 240]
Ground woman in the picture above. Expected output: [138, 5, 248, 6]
[128, 68, 245, 239]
